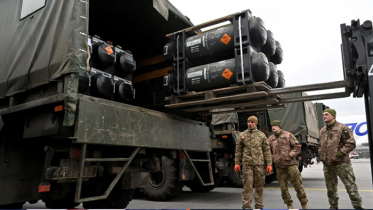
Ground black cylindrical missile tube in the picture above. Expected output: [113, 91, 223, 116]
[270, 41, 283, 65]
[261, 30, 276, 57]
[91, 73, 114, 99]
[266, 62, 279, 88]
[185, 52, 269, 91]
[115, 79, 135, 102]
[115, 51, 136, 77]
[184, 17, 268, 61]
[277, 70, 285, 88]
[186, 58, 236, 91]
[91, 42, 116, 69]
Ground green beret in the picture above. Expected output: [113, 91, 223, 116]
[324, 108, 336, 118]
[271, 120, 282, 128]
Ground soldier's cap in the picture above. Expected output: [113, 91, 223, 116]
[271, 120, 282, 128]
[324, 108, 336, 118]
[247, 116, 258, 125]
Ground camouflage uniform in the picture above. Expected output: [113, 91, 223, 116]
[319, 121, 364, 209]
[235, 128, 272, 209]
[268, 130, 308, 206]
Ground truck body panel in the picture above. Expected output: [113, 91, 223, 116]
[268, 92, 320, 145]
[74, 95, 211, 151]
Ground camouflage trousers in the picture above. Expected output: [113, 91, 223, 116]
[276, 165, 308, 205]
[241, 165, 265, 209]
[323, 163, 364, 209]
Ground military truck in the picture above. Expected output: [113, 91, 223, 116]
[0, 0, 215, 208]
[2, 0, 373, 208]
[268, 93, 323, 171]
[1, 0, 291, 206]
[221, 93, 327, 185]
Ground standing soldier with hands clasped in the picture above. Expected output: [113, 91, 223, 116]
[267, 120, 308, 209]
[319, 109, 364, 209]
[234, 116, 272, 209]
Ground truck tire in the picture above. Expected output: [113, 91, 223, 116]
[43, 190, 80, 209]
[227, 166, 243, 188]
[143, 156, 183, 201]
[187, 176, 222, 193]
[83, 189, 134, 209]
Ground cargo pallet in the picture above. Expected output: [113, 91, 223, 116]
[165, 81, 285, 115]
[165, 80, 351, 115]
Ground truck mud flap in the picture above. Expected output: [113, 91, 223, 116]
[74, 144, 140, 202]
[183, 150, 214, 186]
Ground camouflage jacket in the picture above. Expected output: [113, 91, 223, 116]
[267, 130, 301, 169]
[235, 128, 272, 166]
[319, 121, 356, 165]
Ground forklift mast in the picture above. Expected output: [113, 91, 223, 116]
[340, 19, 373, 182]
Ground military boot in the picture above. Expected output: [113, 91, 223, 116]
[242, 205, 251, 209]
[329, 206, 338, 209]
[287, 204, 293, 209]
[301, 203, 308, 209]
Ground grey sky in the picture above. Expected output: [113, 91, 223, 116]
[169, 0, 372, 118]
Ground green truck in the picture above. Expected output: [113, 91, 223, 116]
[224, 93, 328, 185]
[0, 1, 214, 208]
[1, 1, 372, 208]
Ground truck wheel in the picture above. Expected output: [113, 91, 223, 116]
[187, 176, 222, 193]
[143, 156, 183, 201]
[83, 189, 134, 209]
[43, 191, 80, 209]
[227, 166, 243, 187]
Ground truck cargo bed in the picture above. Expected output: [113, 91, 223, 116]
[73, 94, 211, 151]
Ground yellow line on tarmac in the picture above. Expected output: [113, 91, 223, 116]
[264, 187, 373, 192]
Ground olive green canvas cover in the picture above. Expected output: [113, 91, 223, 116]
[0, 0, 88, 98]
[0, 0, 194, 98]
[268, 92, 320, 144]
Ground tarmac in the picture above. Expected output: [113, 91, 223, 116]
[24, 159, 373, 209]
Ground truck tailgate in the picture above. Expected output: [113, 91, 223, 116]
[73, 95, 211, 151]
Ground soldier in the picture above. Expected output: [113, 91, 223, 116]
[267, 120, 308, 209]
[319, 109, 364, 209]
[234, 116, 272, 209]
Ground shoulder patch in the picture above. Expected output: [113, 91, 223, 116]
[343, 130, 351, 139]
[293, 137, 299, 143]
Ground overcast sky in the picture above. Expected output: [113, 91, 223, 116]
[169, 0, 372, 119]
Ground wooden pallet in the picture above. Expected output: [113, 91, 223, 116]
[165, 81, 285, 115]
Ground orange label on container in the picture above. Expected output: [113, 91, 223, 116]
[222, 69, 233, 80]
[221, 34, 231, 45]
[105, 45, 113, 55]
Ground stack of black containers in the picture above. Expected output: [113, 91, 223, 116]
[79, 36, 136, 102]
[164, 10, 285, 95]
